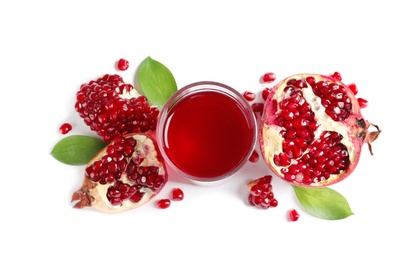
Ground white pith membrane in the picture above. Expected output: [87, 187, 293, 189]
[73, 134, 166, 214]
[261, 74, 359, 187]
[118, 87, 140, 99]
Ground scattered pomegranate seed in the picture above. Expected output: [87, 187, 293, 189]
[331, 71, 342, 81]
[262, 72, 276, 83]
[171, 188, 184, 201]
[247, 175, 278, 209]
[251, 103, 264, 115]
[262, 87, 271, 101]
[288, 209, 300, 221]
[117, 58, 129, 71]
[248, 150, 259, 163]
[357, 97, 368, 108]
[348, 83, 358, 95]
[59, 123, 72, 134]
[157, 199, 171, 209]
[243, 91, 256, 102]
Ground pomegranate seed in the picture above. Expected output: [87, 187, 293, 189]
[171, 188, 184, 201]
[251, 103, 264, 114]
[331, 72, 342, 81]
[288, 209, 300, 221]
[59, 123, 72, 134]
[348, 83, 358, 95]
[357, 97, 368, 108]
[262, 87, 271, 101]
[243, 91, 256, 102]
[262, 72, 276, 83]
[248, 150, 259, 163]
[157, 199, 171, 209]
[117, 58, 129, 71]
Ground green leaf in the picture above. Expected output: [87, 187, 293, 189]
[51, 135, 107, 166]
[292, 185, 354, 220]
[137, 56, 177, 108]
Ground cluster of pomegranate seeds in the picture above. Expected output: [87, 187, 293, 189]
[59, 123, 72, 134]
[280, 131, 350, 184]
[75, 74, 159, 142]
[248, 175, 278, 209]
[331, 71, 342, 81]
[273, 86, 318, 166]
[307, 76, 353, 121]
[117, 58, 129, 71]
[107, 181, 145, 205]
[84, 135, 166, 206]
[288, 209, 300, 221]
[126, 164, 164, 189]
[262, 72, 276, 83]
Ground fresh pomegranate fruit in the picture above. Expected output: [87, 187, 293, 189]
[75, 74, 159, 142]
[260, 73, 381, 187]
[247, 175, 278, 209]
[72, 133, 167, 213]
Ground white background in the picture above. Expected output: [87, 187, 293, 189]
[1, 0, 411, 259]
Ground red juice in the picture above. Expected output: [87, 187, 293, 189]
[163, 91, 255, 180]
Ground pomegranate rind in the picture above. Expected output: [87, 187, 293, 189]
[72, 133, 167, 213]
[259, 73, 376, 187]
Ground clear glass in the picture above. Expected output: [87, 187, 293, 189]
[156, 81, 257, 184]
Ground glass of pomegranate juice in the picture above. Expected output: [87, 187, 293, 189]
[157, 81, 257, 184]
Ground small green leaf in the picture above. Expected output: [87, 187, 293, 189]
[51, 135, 107, 166]
[292, 185, 354, 220]
[137, 56, 177, 108]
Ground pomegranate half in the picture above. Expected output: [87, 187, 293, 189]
[259, 73, 380, 187]
[72, 133, 167, 213]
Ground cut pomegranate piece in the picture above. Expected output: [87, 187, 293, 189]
[75, 74, 159, 142]
[247, 175, 278, 209]
[72, 133, 167, 213]
[260, 73, 381, 187]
